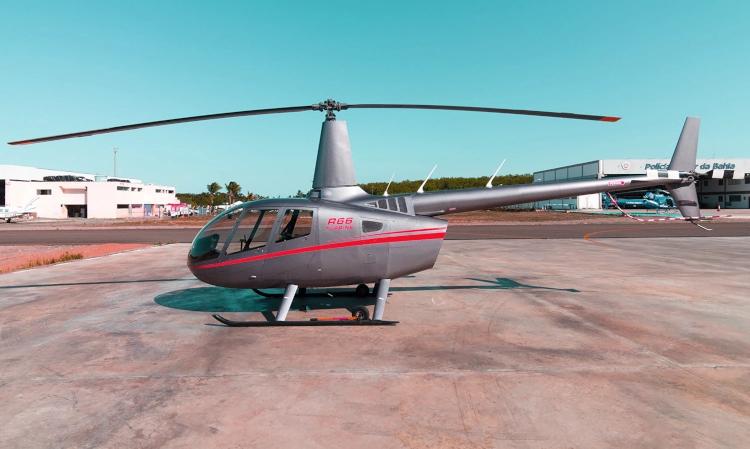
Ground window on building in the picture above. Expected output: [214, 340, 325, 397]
[275, 209, 313, 242]
[703, 180, 708, 186]
[117, 204, 129, 209]
[568, 165, 583, 179]
[362, 220, 383, 233]
[36, 189, 52, 195]
[156, 189, 162, 193]
[168, 190, 174, 194]
[718, 179, 724, 186]
[117, 186, 129, 191]
[729, 195, 741, 203]
[582, 162, 599, 177]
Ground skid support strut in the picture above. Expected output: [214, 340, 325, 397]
[276, 284, 298, 321]
[373, 279, 391, 321]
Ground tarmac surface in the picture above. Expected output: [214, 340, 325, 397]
[1, 238, 749, 448]
[1, 220, 750, 244]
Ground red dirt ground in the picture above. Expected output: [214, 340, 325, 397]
[0, 244, 150, 274]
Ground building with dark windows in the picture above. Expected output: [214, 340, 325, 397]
[531, 159, 750, 210]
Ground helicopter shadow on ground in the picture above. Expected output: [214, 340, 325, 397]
[153, 277, 579, 313]
[391, 277, 580, 293]
[154, 288, 376, 313]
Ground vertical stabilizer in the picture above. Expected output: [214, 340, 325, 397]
[667, 117, 701, 218]
[312, 120, 356, 188]
[668, 117, 700, 171]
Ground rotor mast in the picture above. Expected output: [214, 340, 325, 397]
[310, 99, 362, 193]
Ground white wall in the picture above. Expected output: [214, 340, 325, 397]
[577, 193, 601, 209]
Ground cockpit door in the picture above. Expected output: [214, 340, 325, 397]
[264, 208, 318, 284]
[221, 208, 280, 282]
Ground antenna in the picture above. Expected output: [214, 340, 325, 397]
[485, 159, 506, 188]
[417, 165, 437, 194]
[383, 172, 395, 196]
[113, 147, 118, 177]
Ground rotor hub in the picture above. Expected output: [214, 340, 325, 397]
[313, 99, 348, 120]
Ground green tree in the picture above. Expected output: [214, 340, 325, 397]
[207, 182, 221, 212]
[359, 174, 533, 195]
[225, 181, 242, 204]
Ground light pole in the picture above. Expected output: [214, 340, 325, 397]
[113, 147, 118, 177]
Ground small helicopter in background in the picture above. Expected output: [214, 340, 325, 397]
[10, 100, 709, 326]
[602, 189, 675, 209]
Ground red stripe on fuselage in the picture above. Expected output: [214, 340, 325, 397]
[193, 230, 446, 270]
[366, 226, 446, 237]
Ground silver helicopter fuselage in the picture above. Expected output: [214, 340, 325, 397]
[188, 117, 700, 290]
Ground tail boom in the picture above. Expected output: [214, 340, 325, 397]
[410, 116, 703, 219]
[409, 174, 690, 216]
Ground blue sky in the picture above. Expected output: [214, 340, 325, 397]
[1, 1, 748, 195]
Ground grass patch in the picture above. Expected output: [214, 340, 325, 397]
[22, 252, 84, 269]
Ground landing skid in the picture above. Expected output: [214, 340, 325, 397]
[211, 314, 398, 327]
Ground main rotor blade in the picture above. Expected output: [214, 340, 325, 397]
[8, 99, 619, 145]
[343, 103, 620, 122]
[8, 105, 313, 145]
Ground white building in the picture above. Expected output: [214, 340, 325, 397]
[0, 165, 179, 219]
[531, 158, 750, 210]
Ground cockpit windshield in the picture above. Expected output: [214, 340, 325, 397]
[189, 205, 244, 260]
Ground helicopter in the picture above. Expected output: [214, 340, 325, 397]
[601, 189, 675, 209]
[9, 100, 708, 326]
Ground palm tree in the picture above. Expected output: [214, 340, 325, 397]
[225, 181, 242, 205]
[207, 182, 221, 213]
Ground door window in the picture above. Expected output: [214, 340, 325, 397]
[276, 209, 313, 242]
[226, 209, 279, 254]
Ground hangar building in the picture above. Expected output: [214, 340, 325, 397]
[531, 158, 750, 210]
[0, 165, 179, 219]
